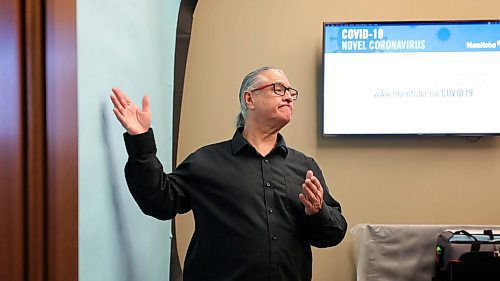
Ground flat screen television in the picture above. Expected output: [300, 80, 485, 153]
[322, 20, 500, 136]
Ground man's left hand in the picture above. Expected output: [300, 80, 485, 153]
[299, 170, 324, 215]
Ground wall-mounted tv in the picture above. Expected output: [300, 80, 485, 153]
[322, 20, 500, 136]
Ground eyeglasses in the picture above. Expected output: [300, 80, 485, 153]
[249, 82, 299, 100]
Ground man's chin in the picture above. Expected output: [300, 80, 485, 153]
[278, 117, 292, 128]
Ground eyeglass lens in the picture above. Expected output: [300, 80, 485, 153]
[273, 83, 298, 100]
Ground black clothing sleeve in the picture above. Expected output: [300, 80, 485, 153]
[303, 158, 347, 248]
[123, 129, 190, 220]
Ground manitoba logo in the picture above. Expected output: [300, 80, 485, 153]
[466, 41, 497, 49]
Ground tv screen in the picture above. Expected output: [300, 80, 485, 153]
[322, 20, 500, 136]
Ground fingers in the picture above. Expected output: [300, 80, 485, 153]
[304, 170, 323, 201]
[306, 170, 313, 180]
[110, 94, 126, 118]
[111, 87, 128, 109]
[299, 190, 322, 216]
[300, 170, 324, 213]
[111, 87, 134, 118]
[112, 107, 127, 127]
[299, 193, 314, 209]
[142, 95, 150, 113]
[302, 181, 322, 207]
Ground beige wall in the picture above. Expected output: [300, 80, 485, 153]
[176, 1, 500, 280]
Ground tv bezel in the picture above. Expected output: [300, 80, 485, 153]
[321, 19, 500, 137]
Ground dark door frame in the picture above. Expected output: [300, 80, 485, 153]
[0, 0, 197, 280]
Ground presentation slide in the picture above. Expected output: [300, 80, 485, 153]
[323, 21, 500, 135]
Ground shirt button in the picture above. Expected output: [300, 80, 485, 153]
[271, 235, 277, 241]
[264, 159, 269, 163]
[268, 208, 274, 213]
[266, 182, 271, 187]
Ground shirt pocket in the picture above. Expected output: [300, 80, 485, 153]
[282, 166, 307, 216]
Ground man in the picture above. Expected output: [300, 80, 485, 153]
[110, 66, 347, 281]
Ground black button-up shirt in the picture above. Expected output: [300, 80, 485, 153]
[123, 128, 347, 281]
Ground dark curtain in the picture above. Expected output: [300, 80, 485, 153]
[171, 0, 199, 280]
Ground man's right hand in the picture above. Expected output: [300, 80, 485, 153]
[110, 87, 151, 135]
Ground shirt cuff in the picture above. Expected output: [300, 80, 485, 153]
[123, 128, 157, 157]
[306, 203, 332, 225]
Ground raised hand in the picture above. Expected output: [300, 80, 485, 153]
[299, 170, 324, 215]
[110, 87, 151, 135]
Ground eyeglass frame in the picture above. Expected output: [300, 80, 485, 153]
[248, 82, 299, 100]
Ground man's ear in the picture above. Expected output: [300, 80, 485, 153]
[244, 91, 255, 109]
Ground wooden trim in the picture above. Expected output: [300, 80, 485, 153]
[25, 0, 47, 280]
[0, 0, 25, 280]
[44, 0, 78, 280]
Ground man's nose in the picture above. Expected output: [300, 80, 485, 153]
[283, 90, 293, 102]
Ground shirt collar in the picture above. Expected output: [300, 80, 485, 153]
[231, 127, 288, 156]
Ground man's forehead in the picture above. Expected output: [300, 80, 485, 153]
[260, 69, 290, 84]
